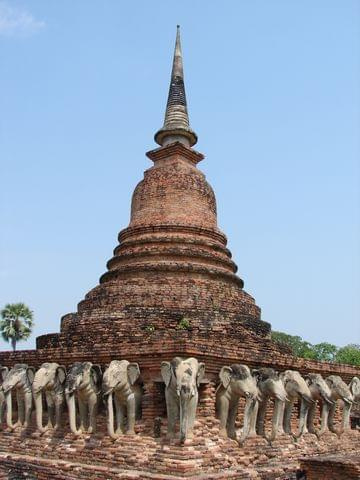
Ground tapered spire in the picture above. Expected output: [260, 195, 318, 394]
[155, 26, 197, 147]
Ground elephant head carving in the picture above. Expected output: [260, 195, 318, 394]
[325, 375, 353, 434]
[349, 377, 360, 403]
[32, 363, 67, 433]
[253, 367, 288, 441]
[216, 364, 260, 442]
[161, 357, 205, 442]
[279, 370, 313, 438]
[304, 373, 333, 437]
[65, 362, 102, 436]
[2, 364, 35, 430]
[102, 360, 142, 438]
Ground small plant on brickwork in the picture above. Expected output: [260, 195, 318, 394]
[177, 317, 191, 330]
[145, 324, 155, 334]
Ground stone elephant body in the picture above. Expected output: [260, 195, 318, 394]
[349, 377, 360, 404]
[325, 375, 353, 434]
[161, 357, 205, 442]
[2, 364, 35, 430]
[0, 367, 9, 428]
[305, 373, 334, 437]
[280, 370, 313, 438]
[216, 364, 260, 443]
[254, 367, 288, 441]
[348, 377, 360, 429]
[102, 360, 142, 438]
[32, 362, 67, 433]
[65, 362, 102, 436]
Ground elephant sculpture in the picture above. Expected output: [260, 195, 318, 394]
[279, 370, 313, 438]
[349, 377, 360, 404]
[216, 364, 261, 443]
[65, 362, 102, 436]
[102, 360, 142, 438]
[305, 373, 334, 437]
[254, 367, 288, 441]
[32, 362, 67, 433]
[347, 377, 360, 430]
[2, 364, 35, 430]
[325, 375, 353, 434]
[0, 366, 9, 428]
[161, 357, 205, 442]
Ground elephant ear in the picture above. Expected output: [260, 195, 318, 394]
[304, 375, 311, 386]
[219, 366, 232, 389]
[326, 377, 334, 388]
[279, 371, 289, 385]
[161, 362, 173, 387]
[0, 367, 8, 383]
[127, 363, 140, 386]
[56, 366, 67, 385]
[196, 362, 205, 387]
[91, 364, 102, 389]
[350, 377, 360, 397]
[252, 369, 261, 382]
[26, 367, 36, 384]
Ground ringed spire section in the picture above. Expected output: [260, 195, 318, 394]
[155, 26, 198, 148]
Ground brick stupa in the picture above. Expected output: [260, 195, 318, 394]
[0, 27, 359, 480]
[37, 25, 277, 361]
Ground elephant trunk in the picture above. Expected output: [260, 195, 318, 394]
[34, 391, 47, 433]
[66, 393, 81, 436]
[107, 393, 119, 440]
[293, 398, 309, 439]
[238, 396, 254, 445]
[180, 394, 190, 443]
[266, 398, 281, 443]
[317, 401, 330, 436]
[341, 401, 352, 433]
[5, 391, 16, 430]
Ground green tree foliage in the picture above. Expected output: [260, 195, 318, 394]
[271, 331, 359, 366]
[335, 344, 360, 366]
[310, 342, 338, 362]
[0, 303, 34, 352]
[271, 331, 314, 358]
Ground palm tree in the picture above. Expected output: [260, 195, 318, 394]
[0, 303, 34, 352]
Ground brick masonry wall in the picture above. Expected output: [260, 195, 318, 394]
[0, 415, 358, 479]
[300, 454, 360, 480]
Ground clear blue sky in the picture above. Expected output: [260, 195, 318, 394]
[0, 1, 359, 351]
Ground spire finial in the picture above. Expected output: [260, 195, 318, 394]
[154, 26, 197, 147]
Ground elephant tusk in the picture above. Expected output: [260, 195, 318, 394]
[301, 394, 315, 404]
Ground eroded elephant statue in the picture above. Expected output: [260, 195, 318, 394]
[325, 375, 353, 434]
[161, 357, 205, 442]
[280, 370, 313, 438]
[0, 366, 9, 428]
[32, 362, 67, 433]
[347, 376, 360, 430]
[349, 377, 360, 404]
[216, 364, 260, 443]
[305, 373, 334, 437]
[65, 362, 102, 436]
[2, 363, 35, 430]
[254, 367, 288, 441]
[102, 360, 142, 438]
